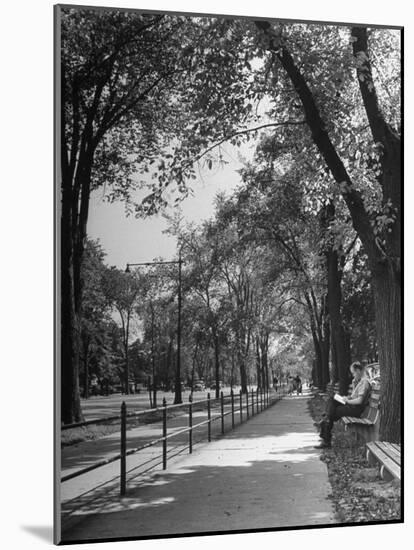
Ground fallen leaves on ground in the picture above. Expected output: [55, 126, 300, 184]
[308, 393, 401, 524]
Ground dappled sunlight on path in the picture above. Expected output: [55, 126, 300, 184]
[62, 393, 336, 542]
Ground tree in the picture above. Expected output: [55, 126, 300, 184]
[59, 8, 257, 422]
[178, 222, 231, 397]
[60, 8, 177, 421]
[254, 22, 401, 441]
[102, 267, 141, 394]
[79, 239, 113, 398]
[222, 159, 332, 390]
[342, 248, 377, 362]
[139, 266, 178, 405]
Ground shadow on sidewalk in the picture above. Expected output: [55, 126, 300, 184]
[62, 426, 333, 542]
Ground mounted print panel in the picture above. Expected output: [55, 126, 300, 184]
[55, 3, 402, 545]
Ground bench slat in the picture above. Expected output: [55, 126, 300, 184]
[367, 445, 399, 473]
[380, 442, 401, 465]
[368, 441, 400, 464]
[342, 416, 374, 425]
[366, 441, 401, 480]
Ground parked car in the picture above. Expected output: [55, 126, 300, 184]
[193, 382, 205, 391]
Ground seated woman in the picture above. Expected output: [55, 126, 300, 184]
[315, 361, 371, 449]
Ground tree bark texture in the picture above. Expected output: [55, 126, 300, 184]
[371, 263, 401, 442]
[61, 198, 83, 424]
[327, 247, 350, 394]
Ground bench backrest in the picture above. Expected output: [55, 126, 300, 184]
[361, 386, 380, 423]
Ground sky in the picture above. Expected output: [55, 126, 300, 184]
[87, 143, 255, 268]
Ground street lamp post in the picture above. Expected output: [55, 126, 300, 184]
[126, 254, 184, 406]
[174, 249, 183, 405]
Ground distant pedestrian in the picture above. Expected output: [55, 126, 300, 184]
[294, 375, 302, 395]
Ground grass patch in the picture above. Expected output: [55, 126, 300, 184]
[61, 403, 200, 447]
[61, 422, 121, 447]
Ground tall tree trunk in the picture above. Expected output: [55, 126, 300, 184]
[321, 316, 331, 390]
[330, 339, 338, 384]
[311, 326, 329, 390]
[82, 338, 89, 399]
[307, 293, 330, 391]
[237, 326, 249, 394]
[230, 350, 235, 389]
[327, 248, 350, 394]
[256, 337, 261, 389]
[311, 359, 317, 388]
[260, 334, 269, 389]
[320, 201, 350, 394]
[371, 263, 401, 441]
[311, 328, 323, 388]
[61, 175, 83, 424]
[190, 341, 199, 398]
[239, 356, 248, 394]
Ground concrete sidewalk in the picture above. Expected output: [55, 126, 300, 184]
[61, 392, 336, 543]
[61, 396, 244, 503]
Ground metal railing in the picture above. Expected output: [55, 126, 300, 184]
[62, 385, 286, 497]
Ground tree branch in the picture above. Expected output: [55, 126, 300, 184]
[351, 27, 400, 148]
[255, 20, 378, 261]
[192, 120, 306, 166]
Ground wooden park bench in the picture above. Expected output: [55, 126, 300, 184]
[340, 384, 381, 442]
[366, 441, 401, 481]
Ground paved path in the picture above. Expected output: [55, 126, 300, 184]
[61, 389, 282, 504]
[61, 393, 259, 503]
[61, 391, 336, 542]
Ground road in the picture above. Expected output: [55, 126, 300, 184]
[79, 386, 255, 420]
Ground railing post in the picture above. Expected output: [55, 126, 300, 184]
[239, 389, 243, 423]
[246, 389, 249, 419]
[120, 401, 126, 496]
[207, 392, 211, 442]
[231, 390, 235, 429]
[221, 391, 224, 434]
[189, 395, 193, 453]
[162, 398, 167, 470]
[256, 387, 259, 414]
[251, 388, 254, 416]
[261, 387, 263, 411]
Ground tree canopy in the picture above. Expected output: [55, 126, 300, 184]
[59, 7, 400, 442]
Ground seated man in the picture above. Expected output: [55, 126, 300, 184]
[315, 361, 371, 449]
